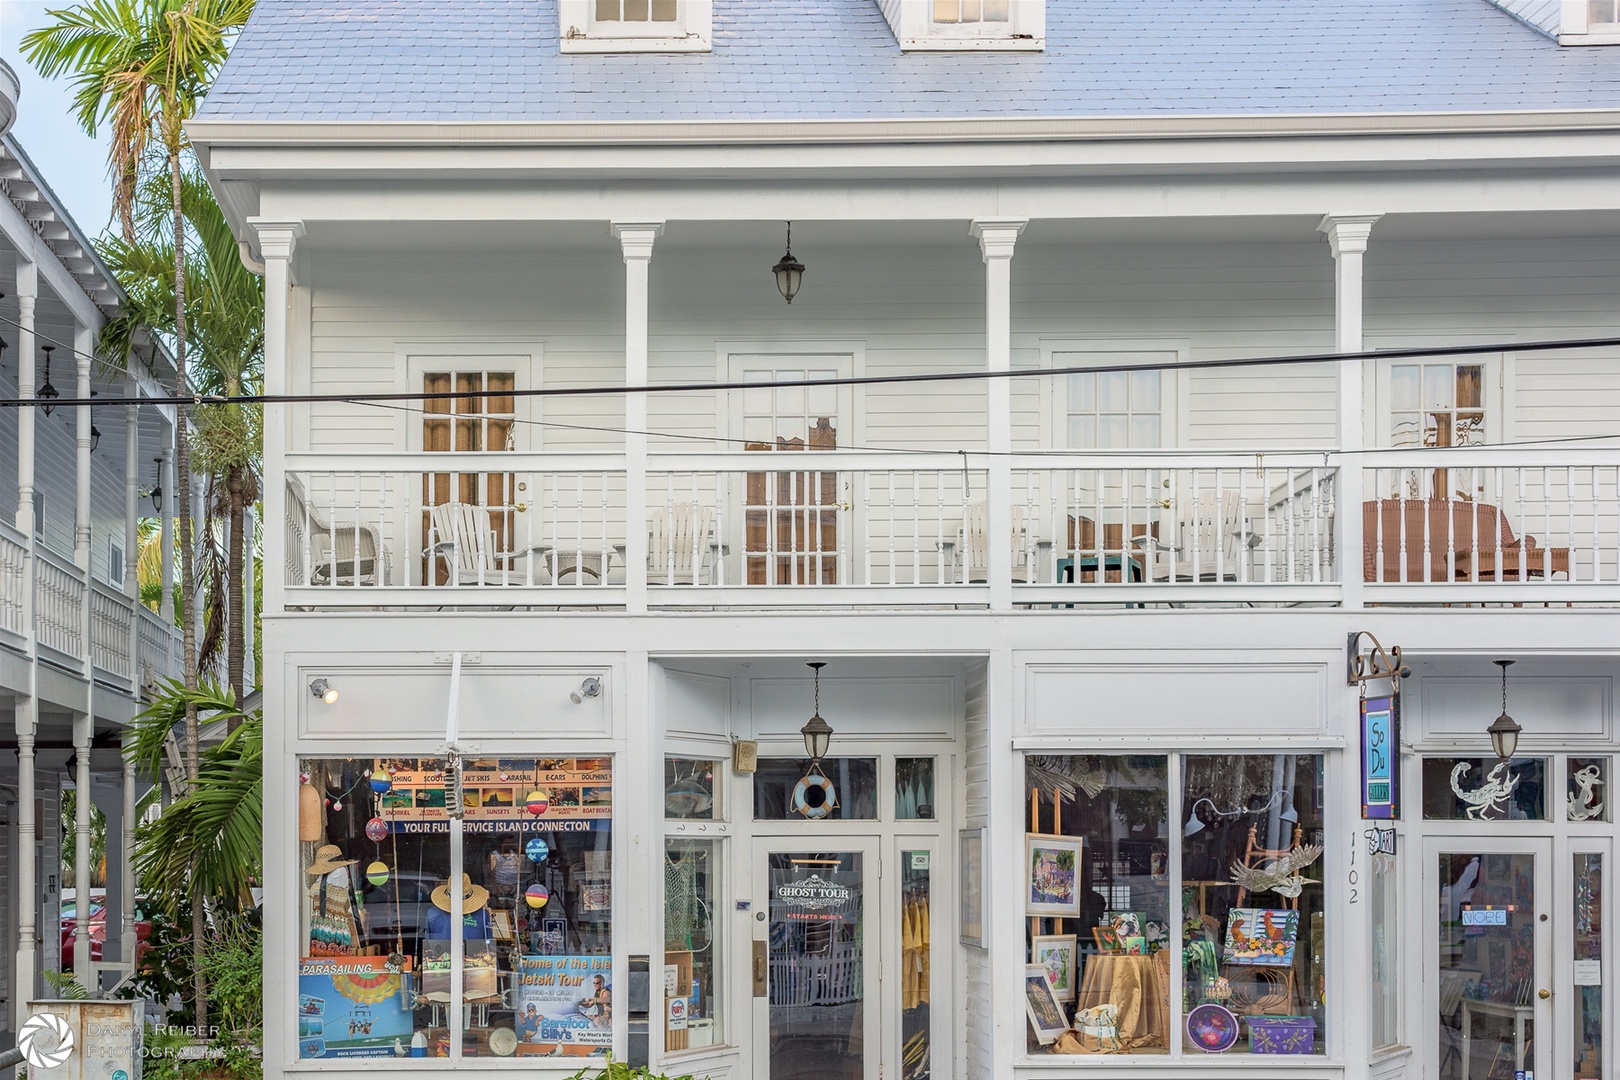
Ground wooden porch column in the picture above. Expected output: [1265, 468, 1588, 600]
[612, 221, 663, 614]
[72, 712, 94, 981]
[12, 257, 38, 1032]
[1318, 214, 1380, 611]
[971, 219, 1025, 612]
[74, 323, 93, 571]
[249, 219, 305, 618]
[124, 375, 140, 599]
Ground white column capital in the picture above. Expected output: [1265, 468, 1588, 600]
[14, 256, 36, 297]
[247, 218, 306, 261]
[611, 221, 665, 261]
[970, 218, 1027, 262]
[1317, 214, 1382, 259]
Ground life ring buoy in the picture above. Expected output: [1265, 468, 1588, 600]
[792, 773, 838, 819]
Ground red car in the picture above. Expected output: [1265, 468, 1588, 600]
[60, 894, 153, 972]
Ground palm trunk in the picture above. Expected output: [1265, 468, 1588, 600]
[170, 142, 209, 1031]
[227, 463, 245, 712]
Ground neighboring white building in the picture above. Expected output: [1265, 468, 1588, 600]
[0, 59, 184, 1044]
[192, 3, 1620, 1079]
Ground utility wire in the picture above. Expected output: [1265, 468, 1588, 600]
[0, 335, 1618, 410]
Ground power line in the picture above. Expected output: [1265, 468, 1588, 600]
[1, 334, 1619, 410]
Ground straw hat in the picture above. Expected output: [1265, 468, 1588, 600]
[306, 844, 358, 876]
[431, 873, 490, 915]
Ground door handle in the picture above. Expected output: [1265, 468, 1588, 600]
[1538, 988, 1551, 1000]
[753, 940, 768, 997]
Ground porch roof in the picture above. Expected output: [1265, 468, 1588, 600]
[198, 0, 1620, 126]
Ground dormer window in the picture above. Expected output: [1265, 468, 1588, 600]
[1559, 0, 1620, 43]
[885, 0, 1044, 51]
[560, 0, 710, 52]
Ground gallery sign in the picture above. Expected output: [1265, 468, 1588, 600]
[1360, 695, 1400, 820]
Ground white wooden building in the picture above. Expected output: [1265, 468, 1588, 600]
[193, 3, 1620, 1079]
[0, 59, 186, 1046]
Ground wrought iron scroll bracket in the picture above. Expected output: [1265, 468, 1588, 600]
[1347, 631, 1410, 690]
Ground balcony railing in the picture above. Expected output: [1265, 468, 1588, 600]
[0, 520, 181, 693]
[281, 449, 1620, 609]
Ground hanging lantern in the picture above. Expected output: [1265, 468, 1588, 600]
[525, 790, 550, 816]
[365, 817, 389, 843]
[1488, 659, 1523, 762]
[525, 883, 550, 909]
[771, 221, 805, 304]
[366, 861, 390, 887]
[370, 768, 392, 794]
[525, 837, 550, 863]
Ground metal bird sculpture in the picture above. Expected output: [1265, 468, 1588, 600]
[1229, 843, 1325, 898]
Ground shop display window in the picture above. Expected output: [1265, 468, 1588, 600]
[1574, 852, 1603, 1080]
[1023, 755, 1170, 1056]
[297, 756, 612, 1062]
[665, 757, 721, 820]
[664, 838, 722, 1053]
[1568, 758, 1609, 823]
[754, 757, 879, 820]
[1369, 838, 1400, 1051]
[1021, 753, 1326, 1060]
[896, 758, 936, 820]
[1422, 756, 1546, 821]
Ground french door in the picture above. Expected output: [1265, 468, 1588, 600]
[753, 838, 879, 1080]
[1423, 836, 1552, 1080]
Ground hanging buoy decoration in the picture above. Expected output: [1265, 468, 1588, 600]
[792, 772, 838, 819]
[525, 883, 550, 909]
[524, 790, 550, 816]
[366, 861, 390, 887]
[365, 817, 389, 843]
[525, 837, 550, 863]
[370, 768, 392, 794]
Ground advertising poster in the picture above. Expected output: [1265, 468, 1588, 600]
[298, 957, 414, 1058]
[376, 758, 611, 835]
[513, 954, 613, 1057]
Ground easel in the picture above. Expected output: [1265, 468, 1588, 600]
[1029, 787, 1067, 942]
[1226, 822, 1305, 1016]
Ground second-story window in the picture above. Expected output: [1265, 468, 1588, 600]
[1591, 0, 1620, 27]
[934, 0, 1009, 23]
[422, 371, 516, 583]
[596, 0, 676, 21]
[1066, 369, 1163, 450]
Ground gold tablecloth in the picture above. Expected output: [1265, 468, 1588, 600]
[1075, 954, 1168, 1049]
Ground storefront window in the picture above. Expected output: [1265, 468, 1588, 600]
[1182, 754, 1325, 1055]
[666, 757, 721, 820]
[297, 756, 612, 1062]
[1574, 852, 1604, 1079]
[665, 838, 722, 1052]
[754, 757, 879, 820]
[897, 758, 935, 819]
[1569, 758, 1609, 823]
[900, 849, 933, 1077]
[1422, 756, 1545, 820]
[1369, 833, 1399, 1050]
[1023, 755, 1169, 1056]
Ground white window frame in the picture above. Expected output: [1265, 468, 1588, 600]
[716, 341, 863, 450]
[897, 0, 1044, 51]
[1560, 0, 1620, 44]
[1039, 340, 1186, 450]
[397, 343, 540, 453]
[559, 0, 712, 53]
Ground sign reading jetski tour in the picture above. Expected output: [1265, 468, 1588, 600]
[376, 758, 611, 833]
[772, 872, 857, 921]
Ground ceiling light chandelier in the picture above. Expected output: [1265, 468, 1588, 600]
[772, 221, 805, 305]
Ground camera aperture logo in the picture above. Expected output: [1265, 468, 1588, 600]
[20, 1012, 74, 1069]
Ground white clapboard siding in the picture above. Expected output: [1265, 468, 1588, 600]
[298, 237, 1620, 460]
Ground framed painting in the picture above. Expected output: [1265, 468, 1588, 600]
[1031, 934, 1078, 1003]
[1023, 964, 1070, 1045]
[959, 827, 988, 947]
[1025, 833, 1083, 917]
[1091, 926, 1121, 954]
[1222, 907, 1300, 967]
[1104, 910, 1144, 939]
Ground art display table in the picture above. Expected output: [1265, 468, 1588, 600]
[1075, 954, 1168, 1049]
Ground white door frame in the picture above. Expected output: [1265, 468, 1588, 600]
[1420, 833, 1553, 1080]
[752, 834, 882, 1080]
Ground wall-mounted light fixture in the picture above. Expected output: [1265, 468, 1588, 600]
[145, 458, 163, 513]
[800, 661, 833, 764]
[310, 678, 339, 705]
[38, 345, 60, 417]
[1488, 659, 1522, 762]
[570, 676, 602, 705]
[772, 221, 805, 305]
[89, 425, 100, 452]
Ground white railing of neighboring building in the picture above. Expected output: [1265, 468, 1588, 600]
[0, 522, 26, 641]
[90, 581, 134, 681]
[34, 546, 85, 662]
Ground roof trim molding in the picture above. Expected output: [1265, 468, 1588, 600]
[187, 108, 1620, 149]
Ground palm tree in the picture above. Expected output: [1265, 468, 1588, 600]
[22, 0, 254, 1026]
[101, 168, 263, 704]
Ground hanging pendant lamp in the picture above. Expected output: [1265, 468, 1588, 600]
[772, 221, 805, 304]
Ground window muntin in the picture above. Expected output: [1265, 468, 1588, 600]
[1591, 1, 1620, 27]
[297, 756, 613, 1062]
[596, 0, 676, 20]
[934, 0, 1009, 23]
[1067, 369, 1162, 450]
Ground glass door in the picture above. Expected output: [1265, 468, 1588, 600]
[754, 840, 878, 1080]
[1424, 836, 1551, 1080]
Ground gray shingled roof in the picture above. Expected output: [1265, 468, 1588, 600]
[196, 0, 1620, 124]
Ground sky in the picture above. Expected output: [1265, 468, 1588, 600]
[1, 0, 118, 237]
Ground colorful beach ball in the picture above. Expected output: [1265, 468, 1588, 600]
[524, 883, 550, 909]
[524, 790, 550, 816]
[525, 838, 550, 863]
[365, 817, 389, 842]
[369, 768, 392, 794]
[366, 861, 390, 887]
